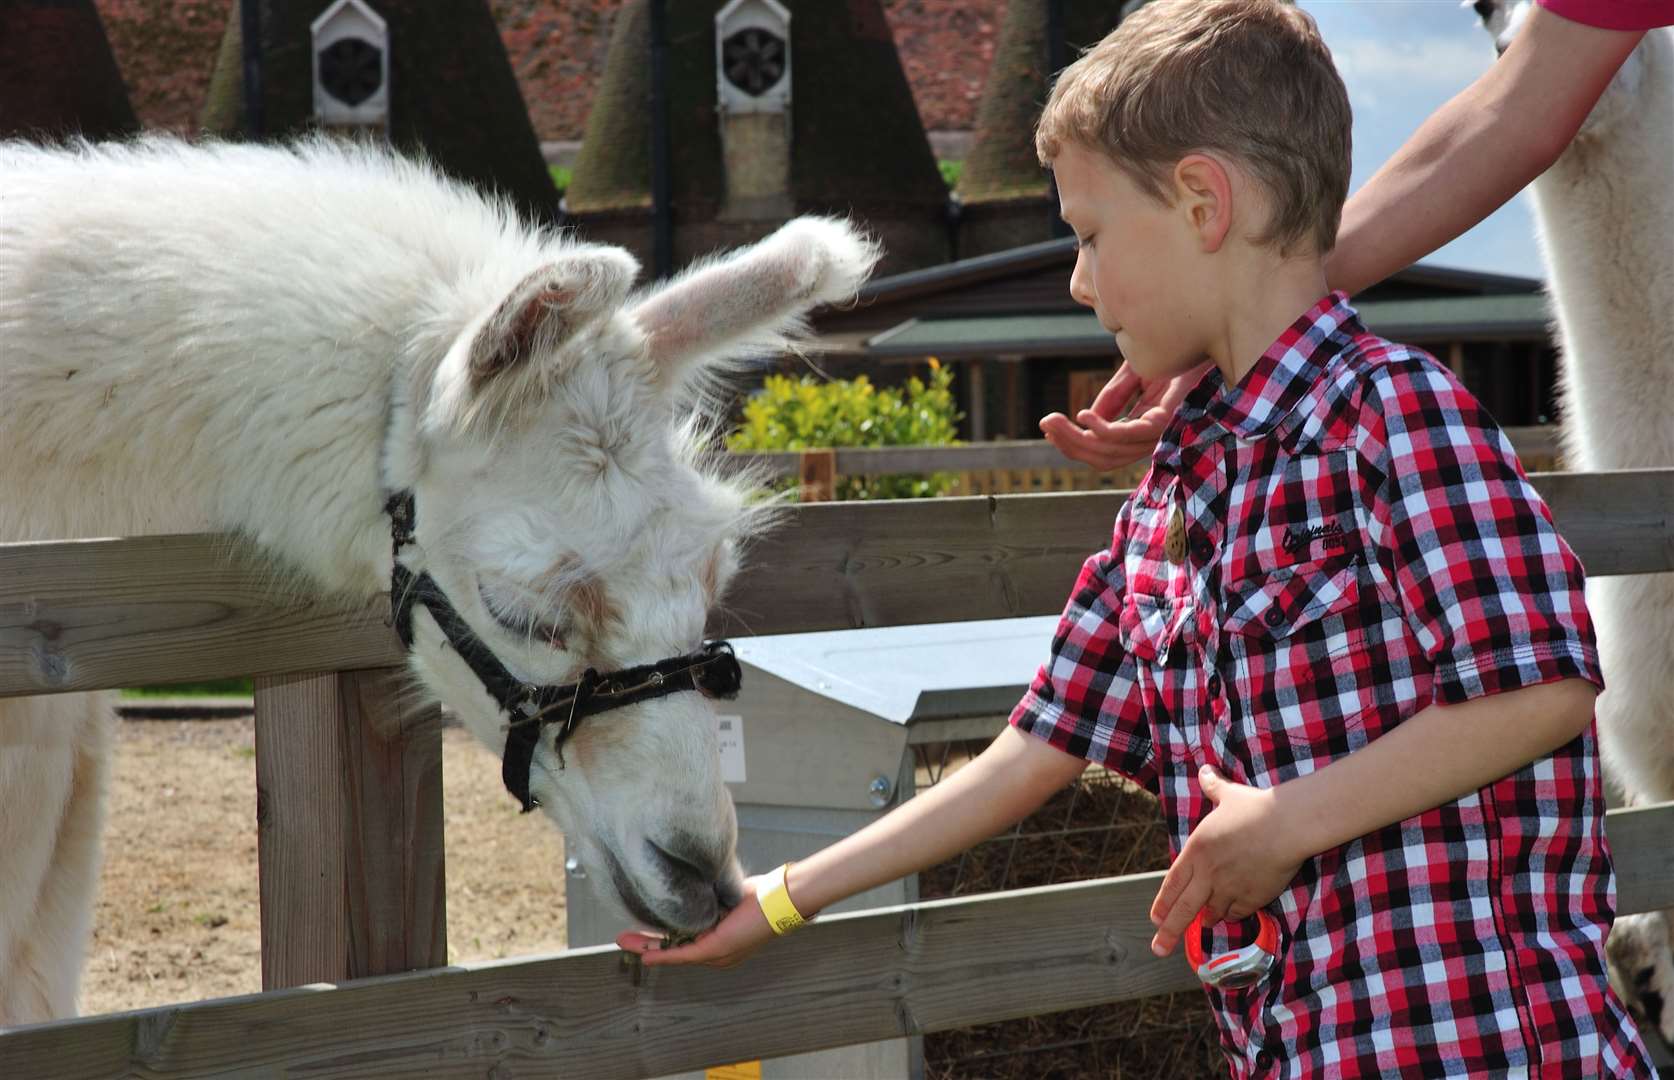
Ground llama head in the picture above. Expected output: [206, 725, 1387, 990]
[393, 217, 880, 933]
[1469, 1, 1648, 138]
[1608, 910, 1674, 1047]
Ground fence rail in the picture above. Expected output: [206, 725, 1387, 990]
[5, 469, 1669, 698]
[728, 428, 1563, 478]
[2, 799, 1669, 1080]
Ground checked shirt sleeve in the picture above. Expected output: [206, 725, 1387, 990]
[1360, 354, 1602, 706]
[1009, 509, 1157, 792]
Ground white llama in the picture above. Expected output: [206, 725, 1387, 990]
[0, 136, 880, 1024]
[1475, 2, 1674, 1044]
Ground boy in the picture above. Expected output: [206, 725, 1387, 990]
[621, 1, 1654, 1073]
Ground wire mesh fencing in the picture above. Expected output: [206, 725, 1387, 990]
[913, 738, 1225, 1080]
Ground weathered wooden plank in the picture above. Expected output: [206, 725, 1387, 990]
[0, 534, 401, 696]
[1534, 469, 1674, 579]
[733, 426, 1568, 478]
[255, 669, 447, 989]
[3, 471, 1670, 694]
[3, 801, 1669, 1080]
[1608, 799, 1674, 918]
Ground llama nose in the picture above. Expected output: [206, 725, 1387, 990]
[648, 838, 732, 920]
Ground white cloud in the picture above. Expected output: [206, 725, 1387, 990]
[1328, 36, 1496, 107]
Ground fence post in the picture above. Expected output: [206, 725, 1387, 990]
[799, 448, 837, 502]
[253, 668, 446, 989]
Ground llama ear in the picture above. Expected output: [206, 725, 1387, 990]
[628, 217, 882, 384]
[468, 247, 640, 387]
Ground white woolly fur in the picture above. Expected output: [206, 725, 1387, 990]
[1478, 4, 1674, 1045]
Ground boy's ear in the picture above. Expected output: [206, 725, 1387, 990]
[1173, 154, 1235, 254]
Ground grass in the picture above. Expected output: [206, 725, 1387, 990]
[122, 679, 253, 699]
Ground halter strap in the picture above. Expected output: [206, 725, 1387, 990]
[382, 491, 742, 812]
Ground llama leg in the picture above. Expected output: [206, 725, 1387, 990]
[1592, 577, 1674, 1044]
[0, 693, 114, 1025]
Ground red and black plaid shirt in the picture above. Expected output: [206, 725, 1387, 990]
[1011, 294, 1652, 1077]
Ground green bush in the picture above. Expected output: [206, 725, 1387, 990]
[938, 160, 963, 189]
[728, 361, 962, 500]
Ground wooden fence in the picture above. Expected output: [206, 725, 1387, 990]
[1, 467, 1670, 1078]
[732, 427, 1565, 495]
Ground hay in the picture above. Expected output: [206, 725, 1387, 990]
[916, 750, 1225, 1079]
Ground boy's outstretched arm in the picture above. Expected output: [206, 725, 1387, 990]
[1147, 676, 1598, 958]
[620, 725, 1088, 967]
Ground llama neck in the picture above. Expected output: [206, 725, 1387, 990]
[1527, 31, 1674, 471]
[0, 323, 403, 599]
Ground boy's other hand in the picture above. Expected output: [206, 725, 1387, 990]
[617, 873, 778, 968]
[1039, 361, 1208, 471]
[1147, 765, 1304, 959]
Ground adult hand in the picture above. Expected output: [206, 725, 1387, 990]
[616, 873, 779, 968]
[1038, 360, 1207, 471]
[1147, 765, 1304, 958]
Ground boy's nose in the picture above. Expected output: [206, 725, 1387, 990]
[1069, 255, 1096, 309]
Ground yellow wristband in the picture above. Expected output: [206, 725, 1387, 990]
[756, 862, 807, 936]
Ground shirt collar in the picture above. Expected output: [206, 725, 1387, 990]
[1171, 291, 1360, 446]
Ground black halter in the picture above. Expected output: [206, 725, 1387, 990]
[383, 491, 743, 812]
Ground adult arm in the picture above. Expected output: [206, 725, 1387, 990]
[1325, 4, 1644, 295]
[620, 725, 1088, 967]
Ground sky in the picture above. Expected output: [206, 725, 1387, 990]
[1295, 0, 1545, 280]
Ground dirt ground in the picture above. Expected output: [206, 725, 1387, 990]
[82, 717, 570, 1016]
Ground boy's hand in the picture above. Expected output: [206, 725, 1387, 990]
[1039, 361, 1209, 471]
[616, 872, 778, 968]
[1148, 765, 1304, 959]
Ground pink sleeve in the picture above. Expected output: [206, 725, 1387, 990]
[1536, 0, 1674, 30]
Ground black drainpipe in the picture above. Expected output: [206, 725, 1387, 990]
[241, 0, 265, 140]
[1046, 0, 1070, 239]
[649, 0, 673, 279]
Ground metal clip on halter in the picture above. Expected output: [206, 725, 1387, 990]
[1185, 909, 1280, 990]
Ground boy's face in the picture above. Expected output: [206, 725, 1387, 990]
[1054, 142, 1209, 381]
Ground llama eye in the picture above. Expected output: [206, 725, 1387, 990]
[478, 584, 570, 650]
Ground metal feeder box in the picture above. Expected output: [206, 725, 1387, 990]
[565, 616, 1058, 1080]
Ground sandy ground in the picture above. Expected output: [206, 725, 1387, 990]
[81, 718, 569, 1016]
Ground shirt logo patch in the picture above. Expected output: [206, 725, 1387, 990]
[1281, 520, 1349, 558]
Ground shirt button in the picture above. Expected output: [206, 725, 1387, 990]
[1193, 537, 1213, 562]
[1263, 607, 1285, 628]
[1256, 1049, 1275, 1071]
[1207, 672, 1222, 697]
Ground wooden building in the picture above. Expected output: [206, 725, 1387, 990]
[809, 237, 1560, 464]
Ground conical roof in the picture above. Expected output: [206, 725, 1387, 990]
[564, 0, 652, 214]
[0, 0, 138, 141]
[956, 0, 1123, 204]
[568, 0, 947, 270]
[202, 0, 555, 221]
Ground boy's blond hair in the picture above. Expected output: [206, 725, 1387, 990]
[1036, 0, 1351, 255]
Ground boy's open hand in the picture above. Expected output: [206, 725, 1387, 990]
[1148, 765, 1303, 959]
[1039, 361, 1209, 471]
[616, 872, 778, 968]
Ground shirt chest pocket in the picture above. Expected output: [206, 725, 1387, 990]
[1221, 557, 1376, 781]
[1118, 481, 1192, 663]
